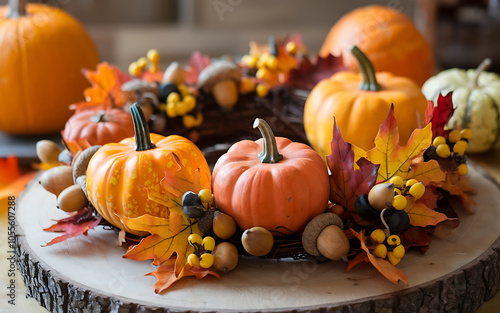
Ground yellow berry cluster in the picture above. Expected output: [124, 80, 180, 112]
[432, 128, 471, 176]
[388, 176, 426, 210]
[369, 229, 405, 265]
[162, 85, 203, 129]
[187, 234, 216, 268]
[128, 49, 160, 76]
[240, 40, 301, 98]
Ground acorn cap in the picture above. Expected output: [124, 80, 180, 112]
[121, 79, 159, 93]
[198, 60, 241, 93]
[302, 213, 344, 256]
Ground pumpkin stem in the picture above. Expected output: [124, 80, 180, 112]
[253, 118, 283, 164]
[6, 0, 27, 18]
[90, 110, 107, 123]
[468, 58, 491, 89]
[130, 103, 156, 151]
[351, 46, 382, 92]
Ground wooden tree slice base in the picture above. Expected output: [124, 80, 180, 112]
[15, 164, 500, 313]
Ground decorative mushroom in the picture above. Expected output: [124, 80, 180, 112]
[198, 60, 241, 110]
[163, 62, 186, 86]
[302, 213, 350, 260]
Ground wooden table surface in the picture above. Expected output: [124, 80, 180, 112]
[1, 150, 499, 313]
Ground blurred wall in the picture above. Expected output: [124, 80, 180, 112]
[0, 0, 414, 70]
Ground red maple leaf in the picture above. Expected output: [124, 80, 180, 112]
[425, 92, 454, 138]
[327, 118, 379, 216]
[43, 207, 102, 246]
[287, 53, 346, 90]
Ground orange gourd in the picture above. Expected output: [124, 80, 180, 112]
[86, 104, 211, 235]
[62, 108, 135, 148]
[211, 118, 330, 234]
[0, 0, 99, 135]
[304, 46, 427, 159]
[319, 5, 434, 86]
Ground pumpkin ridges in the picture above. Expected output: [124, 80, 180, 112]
[0, 3, 99, 134]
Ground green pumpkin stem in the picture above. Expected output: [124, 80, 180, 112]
[351, 46, 382, 92]
[468, 58, 492, 89]
[130, 103, 155, 151]
[6, 0, 27, 18]
[253, 118, 283, 164]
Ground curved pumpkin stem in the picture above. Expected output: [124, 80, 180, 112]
[468, 58, 491, 89]
[130, 103, 156, 151]
[6, 0, 27, 18]
[351, 46, 381, 92]
[253, 118, 283, 164]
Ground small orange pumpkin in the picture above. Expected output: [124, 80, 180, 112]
[304, 46, 427, 159]
[0, 0, 99, 135]
[211, 118, 330, 234]
[62, 108, 135, 151]
[86, 104, 211, 235]
[319, 5, 434, 86]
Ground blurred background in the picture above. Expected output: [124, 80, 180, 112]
[1, 0, 498, 72]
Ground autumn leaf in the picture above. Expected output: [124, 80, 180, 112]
[346, 251, 369, 272]
[185, 52, 212, 85]
[287, 53, 346, 90]
[353, 105, 445, 186]
[71, 62, 133, 111]
[147, 258, 220, 294]
[0, 155, 37, 201]
[399, 226, 432, 254]
[348, 229, 408, 285]
[433, 172, 476, 214]
[327, 118, 379, 214]
[404, 198, 448, 227]
[121, 214, 200, 266]
[43, 207, 102, 246]
[425, 92, 454, 138]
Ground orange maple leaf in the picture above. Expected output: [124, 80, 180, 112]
[404, 198, 448, 227]
[71, 62, 133, 111]
[354, 105, 445, 185]
[433, 172, 476, 214]
[147, 258, 220, 294]
[348, 229, 408, 285]
[121, 214, 200, 267]
[0, 156, 36, 200]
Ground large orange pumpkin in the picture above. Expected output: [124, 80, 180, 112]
[319, 5, 434, 86]
[86, 104, 211, 235]
[62, 108, 135, 149]
[0, 0, 99, 135]
[211, 118, 330, 234]
[304, 46, 427, 159]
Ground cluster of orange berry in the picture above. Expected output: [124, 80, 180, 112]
[369, 229, 405, 265]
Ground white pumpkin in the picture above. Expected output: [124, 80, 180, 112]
[422, 58, 500, 154]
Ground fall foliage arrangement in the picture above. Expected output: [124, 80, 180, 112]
[30, 5, 489, 294]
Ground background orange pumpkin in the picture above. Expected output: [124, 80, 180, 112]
[86, 104, 211, 235]
[0, 0, 99, 135]
[304, 46, 428, 159]
[212, 118, 330, 234]
[62, 108, 135, 150]
[319, 5, 434, 86]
